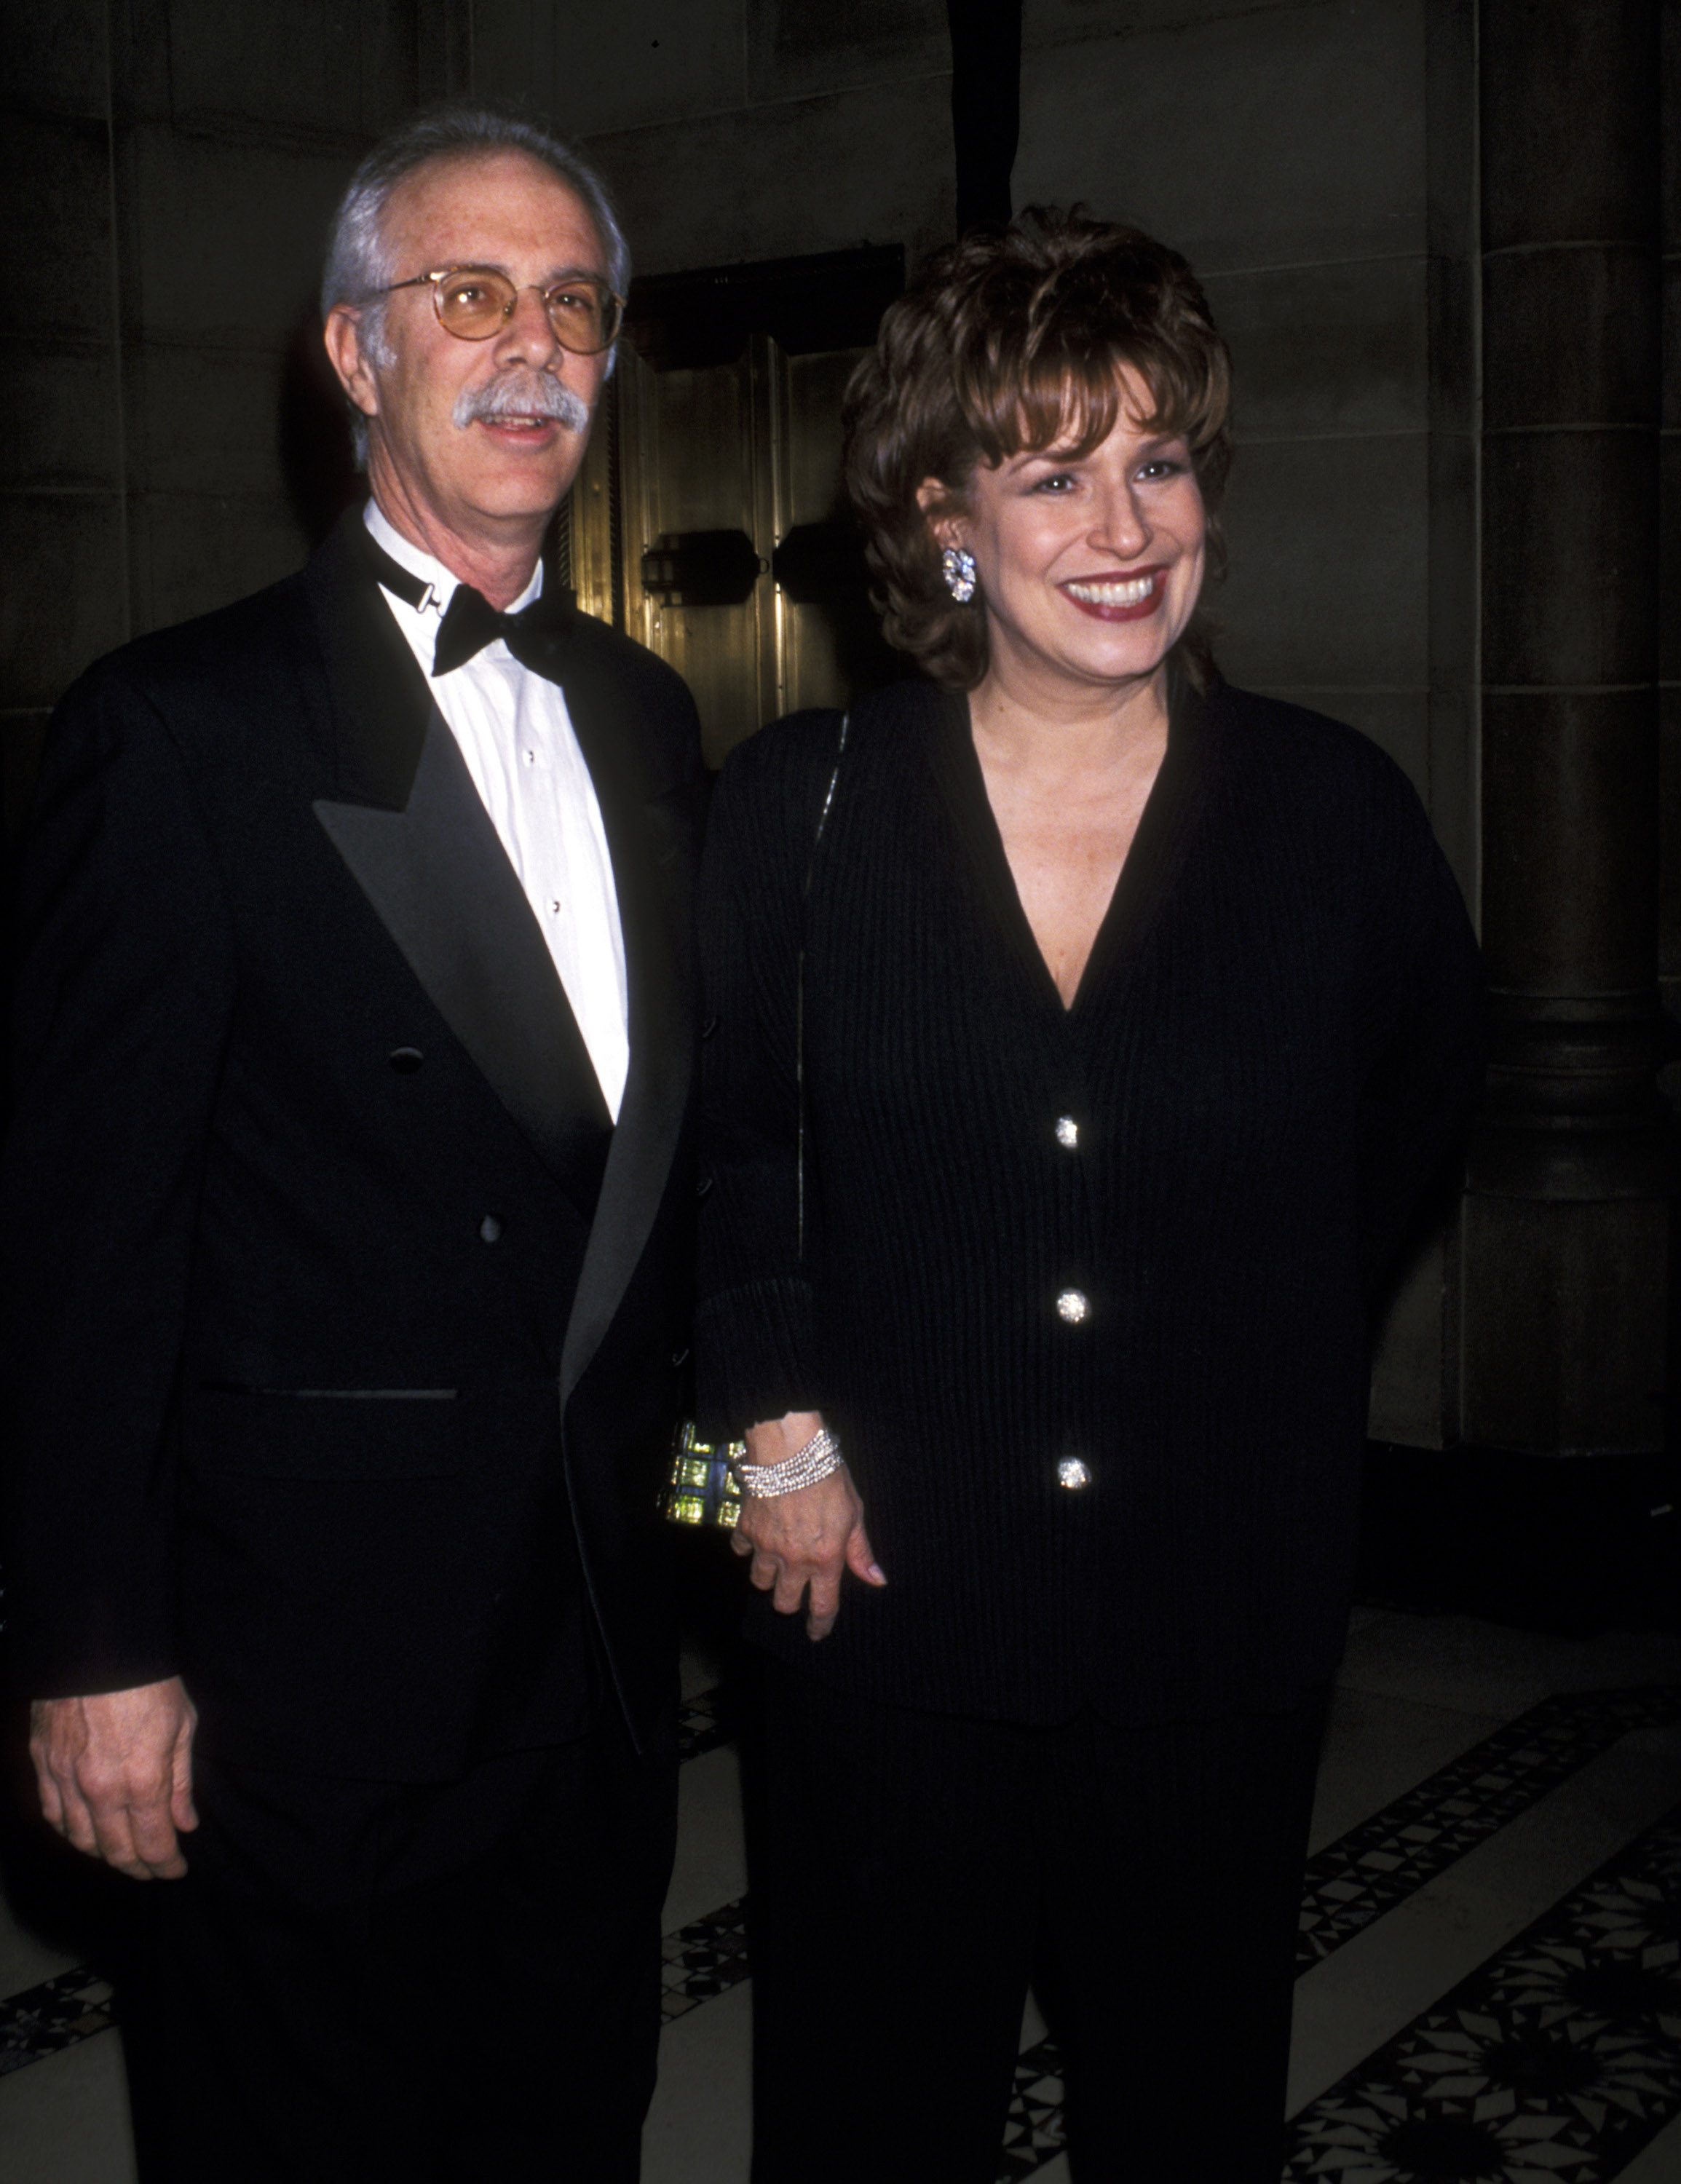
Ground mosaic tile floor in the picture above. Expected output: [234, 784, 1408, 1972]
[0, 1968, 114, 2079]
[1, 1610, 1677, 2183]
[1286, 1805, 1681, 2184]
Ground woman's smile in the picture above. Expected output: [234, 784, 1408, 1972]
[1060, 567, 1168, 620]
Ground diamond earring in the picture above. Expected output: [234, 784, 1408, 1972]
[941, 546, 978, 604]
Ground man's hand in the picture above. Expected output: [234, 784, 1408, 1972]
[731, 1410, 886, 1641]
[29, 1677, 199, 1881]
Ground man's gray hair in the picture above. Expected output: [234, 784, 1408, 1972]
[322, 101, 630, 464]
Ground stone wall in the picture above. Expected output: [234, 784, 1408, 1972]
[1664, 0, 1681, 1026]
[4, 0, 1670, 1455]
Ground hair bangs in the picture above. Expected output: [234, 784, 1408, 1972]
[957, 316, 1223, 478]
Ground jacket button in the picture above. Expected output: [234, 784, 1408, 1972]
[700, 1015, 719, 1040]
[1055, 1115, 1079, 1150]
[696, 1174, 715, 1200]
[479, 1214, 503, 1243]
[1057, 1457, 1091, 1490]
[389, 1047, 424, 1073]
[671, 1347, 691, 1368]
[1056, 1289, 1090, 1324]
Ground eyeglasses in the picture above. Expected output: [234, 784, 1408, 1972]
[379, 266, 625, 355]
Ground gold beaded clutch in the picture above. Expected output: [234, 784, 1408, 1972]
[659, 1420, 746, 1529]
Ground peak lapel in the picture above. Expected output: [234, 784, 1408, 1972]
[307, 520, 612, 1222]
[306, 507, 435, 812]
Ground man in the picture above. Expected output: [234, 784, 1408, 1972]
[3, 104, 701, 2178]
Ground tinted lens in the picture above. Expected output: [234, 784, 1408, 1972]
[434, 269, 515, 336]
[545, 279, 621, 353]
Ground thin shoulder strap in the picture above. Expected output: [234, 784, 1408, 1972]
[797, 710, 849, 1259]
[802, 709, 851, 899]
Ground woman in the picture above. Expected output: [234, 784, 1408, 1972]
[696, 209, 1482, 2183]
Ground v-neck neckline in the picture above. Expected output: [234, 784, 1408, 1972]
[922, 671, 1216, 1024]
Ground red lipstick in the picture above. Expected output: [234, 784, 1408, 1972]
[1059, 567, 1168, 622]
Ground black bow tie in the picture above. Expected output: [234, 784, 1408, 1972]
[357, 522, 574, 677]
[430, 580, 574, 676]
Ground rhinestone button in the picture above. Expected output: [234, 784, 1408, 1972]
[1055, 1116, 1079, 1150]
[1057, 1457, 1091, 1490]
[1056, 1288, 1090, 1324]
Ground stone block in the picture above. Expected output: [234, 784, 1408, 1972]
[9, 0, 107, 119]
[1, 112, 114, 347]
[1480, 0, 1660, 253]
[1024, 0, 1325, 43]
[1015, 0, 1427, 272]
[0, 491, 128, 711]
[121, 122, 357, 349]
[2, 713, 52, 850]
[585, 75, 954, 280]
[162, 0, 419, 141]
[0, 342, 122, 492]
[1461, 1190, 1668, 1455]
[1426, 424, 1477, 684]
[1661, 684, 1681, 1003]
[1214, 431, 1431, 691]
[126, 340, 290, 500]
[1426, 248, 1476, 434]
[473, 0, 745, 138]
[1481, 689, 1657, 996]
[745, 0, 947, 102]
[127, 489, 310, 637]
[1664, 258, 1681, 432]
[1482, 244, 1661, 431]
[1426, 684, 1477, 910]
[1662, 427, 1681, 685]
[1481, 430, 1658, 687]
[1206, 255, 1430, 442]
[108, 0, 175, 122]
[1666, 0, 1681, 256]
[1423, 0, 1476, 263]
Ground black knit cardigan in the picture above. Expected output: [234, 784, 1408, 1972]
[696, 674, 1483, 1725]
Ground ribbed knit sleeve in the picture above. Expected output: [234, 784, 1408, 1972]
[695, 710, 846, 1437]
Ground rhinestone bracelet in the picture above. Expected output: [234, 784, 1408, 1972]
[729, 1427, 844, 1499]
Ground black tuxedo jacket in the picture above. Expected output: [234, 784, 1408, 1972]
[1, 509, 704, 1781]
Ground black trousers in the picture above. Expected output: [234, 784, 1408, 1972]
[744, 1655, 1326, 2184]
[111, 1715, 677, 2183]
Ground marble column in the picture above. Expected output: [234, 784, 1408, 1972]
[1463, 0, 1671, 1452]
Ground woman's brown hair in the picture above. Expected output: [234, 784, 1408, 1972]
[844, 206, 1233, 691]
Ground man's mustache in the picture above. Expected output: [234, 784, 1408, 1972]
[452, 371, 591, 433]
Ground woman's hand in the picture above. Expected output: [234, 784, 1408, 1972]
[732, 1410, 886, 1641]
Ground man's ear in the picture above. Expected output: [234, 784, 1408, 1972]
[915, 475, 965, 555]
[323, 306, 380, 423]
